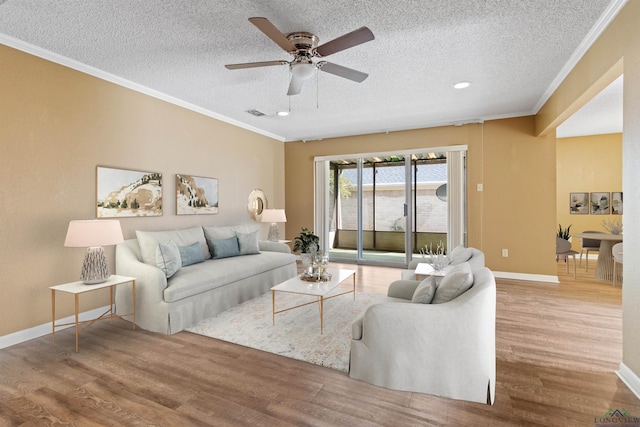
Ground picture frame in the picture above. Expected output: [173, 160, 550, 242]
[96, 166, 163, 218]
[569, 192, 589, 214]
[611, 191, 623, 215]
[176, 174, 219, 215]
[590, 192, 610, 215]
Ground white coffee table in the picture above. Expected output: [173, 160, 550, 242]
[271, 268, 356, 334]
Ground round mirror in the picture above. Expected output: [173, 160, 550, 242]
[247, 189, 268, 222]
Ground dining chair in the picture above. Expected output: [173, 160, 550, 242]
[612, 242, 623, 287]
[579, 230, 600, 271]
[556, 237, 578, 279]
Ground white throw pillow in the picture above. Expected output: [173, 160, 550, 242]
[411, 276, 437, 304]
[156, 241, 181, 278]
[236, 230, 260, 255]
[432, 262, 473, 304]
[449, 246, 473, 265]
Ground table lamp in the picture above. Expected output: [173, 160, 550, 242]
[64, 219, 124, 284]
[261, 209, 286, 242]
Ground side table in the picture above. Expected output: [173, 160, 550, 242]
[414, 263, 447, 280]
[50, 275, 136, 352]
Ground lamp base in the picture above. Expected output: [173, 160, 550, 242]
[81, 247, 111, 284]
[267, 223, 280, 242]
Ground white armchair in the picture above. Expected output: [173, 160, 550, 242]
[349, 266, 496, 404]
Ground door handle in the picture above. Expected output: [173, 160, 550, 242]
[404, 203, 408, 217]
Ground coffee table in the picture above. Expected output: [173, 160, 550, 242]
[271, 268, 356, 334]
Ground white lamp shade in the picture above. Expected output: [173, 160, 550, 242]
[261, 209, 287, 223]
[64, 219, 124, 248]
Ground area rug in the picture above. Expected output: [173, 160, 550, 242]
[186, 290, 390, 372]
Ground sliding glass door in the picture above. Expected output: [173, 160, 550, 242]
[316, 147, 466, 267]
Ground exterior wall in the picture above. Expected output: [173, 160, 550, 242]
[0, 45, 285, 336]
[338, 184, 447, 232]
[556, 133, 623, 251]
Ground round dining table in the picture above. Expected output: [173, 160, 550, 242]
[573, 232, 623, 281]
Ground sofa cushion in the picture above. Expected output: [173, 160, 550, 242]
[411, 276, 437, 304]
[164, 251, 296, 303]
[156, 242, 181, 278]
[202, 225, 236, 240]
[207, 236, 241, 259]
[136, 227, 210, 266]
[432, 262, 473, 304]
[203, 224, 257, 241]
[237, 230, 260, 255]
[178, 242, 205, 266]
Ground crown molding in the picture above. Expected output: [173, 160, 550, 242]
[533, 0, 628, 113]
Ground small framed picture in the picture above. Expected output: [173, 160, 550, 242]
[96, 166, 163, 218]
[176, 174, 219, 215]
[569, 192, 589, 214]
[611, 192, 623, 215]
[590, 192, 610, 215]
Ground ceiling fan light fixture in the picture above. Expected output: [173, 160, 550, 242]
[291, 62, 316, 80]
[454, 81, 471, 89]
[277, 111, 289, 116]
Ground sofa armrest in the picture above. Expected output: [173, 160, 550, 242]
[258, 240, 291, 254]
[387, 280, 420, 300]
[116, 241, 168, 303]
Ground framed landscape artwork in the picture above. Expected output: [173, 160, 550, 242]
[569, 192, 588, 215]
[96, 166, 163, 218]
[611, 191, 623, 215]
[590, 192, 610, 215]
[176, 174, 219, 215]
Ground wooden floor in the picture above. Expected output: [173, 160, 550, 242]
[1, 259, 639, 426]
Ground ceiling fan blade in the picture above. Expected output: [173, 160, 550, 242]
[249, 17, 295, 52]
[318, 62, 368, 83]
[287, 75, 304, 96]
[225, 60, 288, 70]
[315, 26, 374, 57]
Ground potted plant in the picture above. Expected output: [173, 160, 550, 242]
[557, 224, 572, 240]
[293, 227, 320, 253]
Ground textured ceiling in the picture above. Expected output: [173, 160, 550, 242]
[0, 0, 624, 142]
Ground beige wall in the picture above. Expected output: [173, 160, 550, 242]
[284, 116, 557, 276]
[556, 133, 623, 251]
[537, 1, 640, 380]
[0, 45, 285, 336]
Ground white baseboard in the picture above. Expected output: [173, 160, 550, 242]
[617, 363, 640, 401]
[0, 305, 110, 350]
[492, 271, 560, 283]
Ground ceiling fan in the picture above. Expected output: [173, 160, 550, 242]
[225, 17, 374, 96]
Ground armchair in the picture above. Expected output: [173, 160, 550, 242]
[349, 266, 496, 404]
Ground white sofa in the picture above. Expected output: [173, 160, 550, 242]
[349, 263, 496, 405]
[115, 225, 297, 334]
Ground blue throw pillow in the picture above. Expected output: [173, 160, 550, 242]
[207, 236, 241, 259]
[178, 242, 205, 266]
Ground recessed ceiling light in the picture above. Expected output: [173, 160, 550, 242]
[277, 111, 290, 116]
[453, 81, 471, 89]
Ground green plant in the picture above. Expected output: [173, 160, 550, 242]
[293, 227, 320, 253]
[557, 223, 572, 240]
